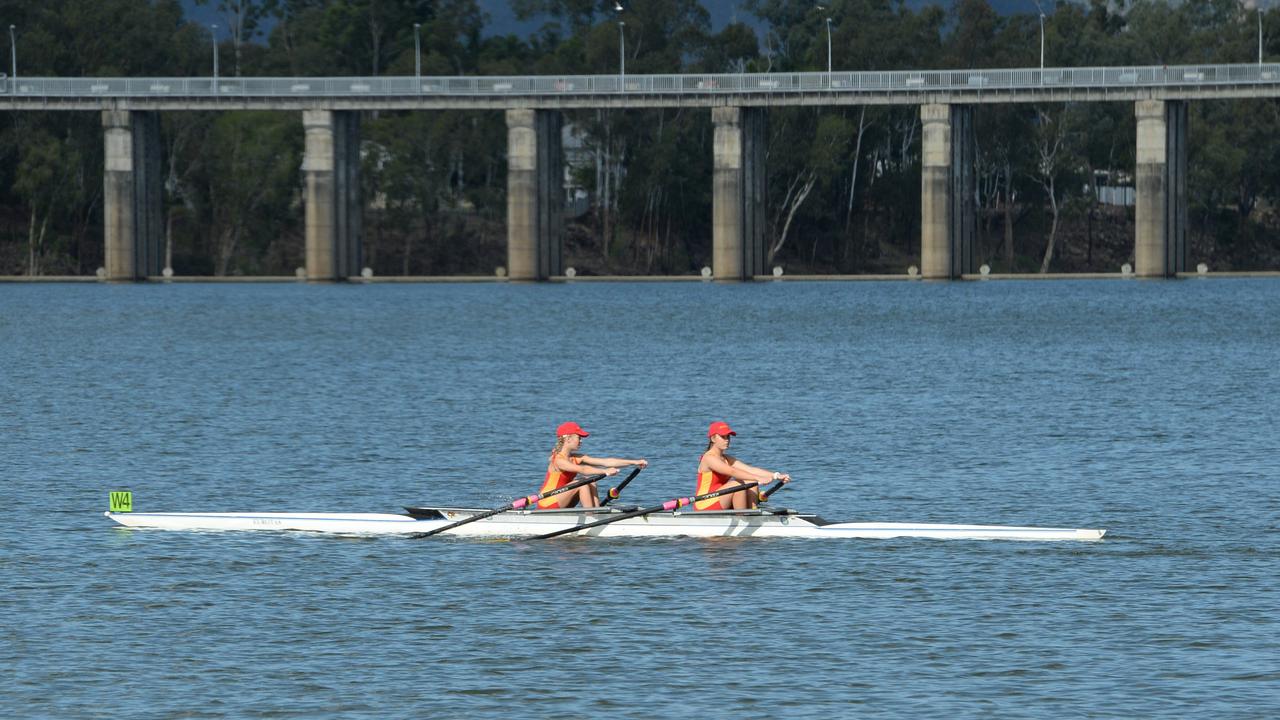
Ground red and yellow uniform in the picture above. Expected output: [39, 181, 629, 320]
[537, 455, 584, 509]
[694, 461, 733, 511]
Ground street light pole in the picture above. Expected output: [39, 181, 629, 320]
[414, 23, 421, 80]
[618, 21, 625, 80]
[211, 24, 219, 87]
[825, 17, 832, 73]
[8, 25, 15, 88]
[1260, 9, 1264, 66]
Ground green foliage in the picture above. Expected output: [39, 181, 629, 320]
[201, 111, 302, 274]
[2, 0, 1280, 275]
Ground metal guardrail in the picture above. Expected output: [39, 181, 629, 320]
[2, 64, 1278, 99]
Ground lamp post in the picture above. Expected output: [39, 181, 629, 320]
[211, 24, 219, 88]
[8, 25, 15, 89]
[618, 21, 625, 80]
[1260, 9, 1264, 66]
[825, 17, 832, 73]
[414, 23, 421, 79]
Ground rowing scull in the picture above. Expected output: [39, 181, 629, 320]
[104, 505, 1106, 541]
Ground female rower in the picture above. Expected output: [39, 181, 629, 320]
[695, 421, 790, 511]
[537, 421, 647, 509]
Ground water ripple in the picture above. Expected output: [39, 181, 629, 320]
[3, 280, 1278, 717]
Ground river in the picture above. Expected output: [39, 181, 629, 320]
[3, 279, 1277, 717]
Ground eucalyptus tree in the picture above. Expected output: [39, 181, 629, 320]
[0, 0, 198, 274]
[195, 0, 277, 76]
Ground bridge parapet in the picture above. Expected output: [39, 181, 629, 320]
[1, 64, 1278, 109]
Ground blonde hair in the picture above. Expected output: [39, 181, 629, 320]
[550, 436, 566, 460]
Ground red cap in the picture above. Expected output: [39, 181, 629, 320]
[556, 421, 590, 438]
[707, 421, 737, 438]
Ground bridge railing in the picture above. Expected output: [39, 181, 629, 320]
[3, 64, 1278, 99]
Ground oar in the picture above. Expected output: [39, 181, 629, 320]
[599, 466, 644, 506]
[411, 473, 605, 539]
[533, 481, 760, 540]
[758, 477, 792, 504]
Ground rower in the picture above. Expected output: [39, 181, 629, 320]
[695, 421, 790, 511]
[537, 421, 647, 510]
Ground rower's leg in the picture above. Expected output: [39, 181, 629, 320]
[578, 483, 599, 508]
[719, 481, 751, 510]
[702, 480, 754, 510]
[546, 492, 582, 509]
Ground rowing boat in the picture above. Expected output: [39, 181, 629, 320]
[104, 505, 1106, 541]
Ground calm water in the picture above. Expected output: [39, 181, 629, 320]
[2, 279, 1277, 718]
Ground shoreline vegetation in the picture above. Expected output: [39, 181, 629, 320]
[2, 1, 1279, 278]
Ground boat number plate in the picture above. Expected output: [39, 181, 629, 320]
[109, 490, 132, 513]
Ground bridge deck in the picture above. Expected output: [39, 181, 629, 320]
[2, 64, 1278, 110]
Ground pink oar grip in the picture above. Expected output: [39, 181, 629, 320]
[662, 500, 678, 511]
[511, 497, 531, 510]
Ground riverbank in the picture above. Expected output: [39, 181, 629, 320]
[4, 271, 1280, 283]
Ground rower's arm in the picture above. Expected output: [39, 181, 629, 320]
[722, 457, 790, 484]
[579, 456, 647, 469]
[704, 454, 766, 483]
[554, 456, 616, 477]
[725, 457, 770, 480]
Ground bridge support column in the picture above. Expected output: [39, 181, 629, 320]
[920, 104, 975, 279]
[103, 110, 162, 281]
[506, 108, 563, 281]
[302, 110, 362, 281]
[1135, 100, 1187, 277]
[712, 106, 766, 281]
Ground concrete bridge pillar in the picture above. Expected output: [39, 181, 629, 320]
[920, 104, 975, 279]
[506, 108, 563, 281]
[712, 106, 766, 281]
[1135, 100, 1188, 277]
[103, 110, 163, 281]
[302, 110, 362, 281]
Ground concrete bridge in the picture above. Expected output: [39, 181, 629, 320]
[4, 63, 1279, 281]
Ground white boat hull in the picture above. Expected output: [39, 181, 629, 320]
[104, 507, 1106, 541]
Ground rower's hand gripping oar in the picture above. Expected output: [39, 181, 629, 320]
[533, 482, 760, 540]
[411, 473, 606, 539]
[599, 466, 644, 507]
[758, 477, 791, 504]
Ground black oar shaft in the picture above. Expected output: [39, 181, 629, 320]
[760, 478, 790, 502]
[534, 481, 760, 540]
[412, 473, 604, 539]
[599, 466, 644, 506]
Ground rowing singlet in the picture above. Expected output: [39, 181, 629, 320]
[537, 455, 584, 509]
[694, 455, 734, 511]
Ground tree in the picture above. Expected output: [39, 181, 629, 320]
[12, 129, 80, 275]
[200, 112, 301, 275]
[196, 0, 277, 76]
[1031, 106, 1066, 273]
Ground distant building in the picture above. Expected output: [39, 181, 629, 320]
[1091, 169, 1135, 207]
